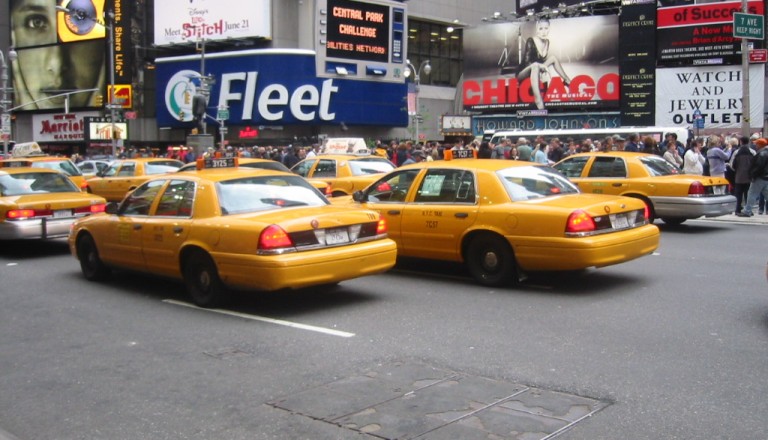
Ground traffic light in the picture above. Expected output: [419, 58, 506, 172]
[192, 94, 206, 123]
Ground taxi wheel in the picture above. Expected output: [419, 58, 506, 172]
[465, 235, 517, 287]
[183, 251, 230, 308]
[77, 234, 111, 281]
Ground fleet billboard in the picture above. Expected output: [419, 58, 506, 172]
[154, 50, 408, 128]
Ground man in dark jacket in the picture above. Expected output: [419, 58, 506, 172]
[739, 138, 768, 216]
[732, 136, 755, 216]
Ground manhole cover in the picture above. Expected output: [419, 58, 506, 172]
[268, 361, 609, 439]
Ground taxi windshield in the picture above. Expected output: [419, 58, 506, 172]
[0, 172, 80, 196]
[640, 155, 681, 176]
[348, 159, 395, 176]
[216, 175, 328, 215]
[23, 160, 82, 177]
[497, 166, 579, 201]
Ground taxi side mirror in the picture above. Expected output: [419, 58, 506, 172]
[105, 202, 120, 214]
[352, 190, 367, 203]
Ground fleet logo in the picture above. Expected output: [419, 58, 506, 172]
[164, 70, 203, 122]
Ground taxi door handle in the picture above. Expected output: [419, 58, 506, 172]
[173, 226, 183, 233]
[455, 213, 469, 218]
[387, 210, 401, 215]
[133, 224, 142, 230]
[612, 183, 623, 187]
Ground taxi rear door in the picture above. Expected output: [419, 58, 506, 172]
[140, 179, 194, 277]
[578, 156, 630, 196]
[400, 168, 479, 261]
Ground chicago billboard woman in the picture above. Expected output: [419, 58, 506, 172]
[462, 15, 619, 112]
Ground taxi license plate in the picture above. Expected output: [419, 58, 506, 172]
[53, 210, 71, 218]
[325, 228, 350, 245]
[610, 213, 630, 229]
[713, 185, 726, 195]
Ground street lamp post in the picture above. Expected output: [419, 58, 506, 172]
[0, 49, 16, 158]
[404, 59, 431, 145]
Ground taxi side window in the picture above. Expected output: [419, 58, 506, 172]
[553, 156, 589, 178]
[154, 180, 195, 217]
[314, 160, 337, 178]
[117, 163, 136, 177]
[292, 159, 316, 177]
[415, 169, 475, 203]
[588, 157, 626, 178]
[121, 180, 166, 216]
[367, 170, 419, 202]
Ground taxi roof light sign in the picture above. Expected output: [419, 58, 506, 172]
[10, 142, 46, 158]
[196, 156, 239, 170]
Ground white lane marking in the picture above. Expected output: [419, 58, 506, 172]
[162, 299, 356, 338]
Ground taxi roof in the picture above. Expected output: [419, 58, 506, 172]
[0, 166, 63, 175]
[172, 165, 297, 183]
[399, 158, 543, 172]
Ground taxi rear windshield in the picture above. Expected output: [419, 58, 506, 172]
[0, 172, 80, 196]
[349, 158, 395, 176]
[497, 166, 579, 201]
[216, 175, 328, 215]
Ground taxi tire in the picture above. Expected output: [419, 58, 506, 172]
[183, 251, 230, 308]
[77, 234, 111, 281]
[660, 217, 686, 226]
[465, 235, 517, 287]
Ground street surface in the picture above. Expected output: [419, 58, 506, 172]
[0, 217, 766, 439]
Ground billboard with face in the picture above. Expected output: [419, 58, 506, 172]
[10, 0, 108, 111]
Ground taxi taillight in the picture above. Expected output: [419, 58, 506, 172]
[6, 209, 37, 219]
[74, 204, 106, 214]
[376, 216, 388, 234]
[258, 225, 294, 250]
[79, 180, 89, 191]
[688, 181, 706, 196]
[565, 210, 596, 234]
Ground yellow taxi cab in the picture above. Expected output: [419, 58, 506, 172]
[553, 151, 737, 225]
[1, 142, 90, 192]
[0, 167, 106, 240]
[333, 154, 659, 286]
[69, 157, 397, 307]
[178, 157, 332, 195]
[87, 157, 183, 202]
[291, 153, 395, 197]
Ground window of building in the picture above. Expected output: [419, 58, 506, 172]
[407, 19, 463, 87]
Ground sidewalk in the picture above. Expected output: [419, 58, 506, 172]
[701, 212, 768, 225]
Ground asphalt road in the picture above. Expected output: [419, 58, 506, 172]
[0, 218, 766, 440]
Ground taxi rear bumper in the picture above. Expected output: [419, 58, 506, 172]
[213, 238, 398, 291]
[0, 218, 75, 240]
[512, 223, 660, 271]
[651, 195, 737, 219]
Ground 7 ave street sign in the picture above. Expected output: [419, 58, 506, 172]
[733, 12, 764, 40]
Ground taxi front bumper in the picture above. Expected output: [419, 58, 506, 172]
[212, 238, 398, 291]
[0, 217, 76, 240]
[651, 195, 737, 219]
